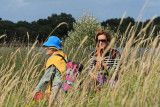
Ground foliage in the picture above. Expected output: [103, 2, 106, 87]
[0, 14, 160, 107]
[64, 13, 102, 60]
[0, 13, 160, 45]
[0, 13, 75, 44]
[102, 17, 135, 33]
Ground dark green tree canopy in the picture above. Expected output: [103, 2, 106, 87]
[0, 13, 75, 43]
[0, 14, 159, 44]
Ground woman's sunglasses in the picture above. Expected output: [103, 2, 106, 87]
[98, 39, 107, 43]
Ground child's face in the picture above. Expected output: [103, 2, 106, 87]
[45, 48, 54, 56]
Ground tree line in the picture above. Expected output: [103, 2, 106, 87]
[0, 13, 75, 44]
[0, 12, 159, 44]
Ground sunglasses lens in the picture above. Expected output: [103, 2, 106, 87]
[98, 39, 106, 43]
[101, 40, 106, 42]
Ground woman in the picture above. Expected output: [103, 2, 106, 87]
[31, 36, 67, 103]
[87, 30, 121, 91]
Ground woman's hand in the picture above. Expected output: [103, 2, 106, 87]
[89, 72, 98, 80]
[102, 62, 110, 70]
[94, 87, 100, 93]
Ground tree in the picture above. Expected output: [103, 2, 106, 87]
[47, 13, 75, 38]
[101, 17, 135, 33]
[0, 20, 16, 43]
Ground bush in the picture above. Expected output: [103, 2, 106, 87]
[63, 13, 102, 61]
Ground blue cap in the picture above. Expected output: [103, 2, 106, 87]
[43, 36, 62, 49]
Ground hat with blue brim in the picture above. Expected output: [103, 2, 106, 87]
[43, 36, 62, 49]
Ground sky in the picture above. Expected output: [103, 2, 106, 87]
[0, 0, 160, 23]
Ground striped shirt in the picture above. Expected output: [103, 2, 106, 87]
[87, 49, 121, 74]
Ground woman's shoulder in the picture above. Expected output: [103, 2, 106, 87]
[90, 50, 97, 58]
[112, 49, 120, 54]
[111, 49, 121, 58]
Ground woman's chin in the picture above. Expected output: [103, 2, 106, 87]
[100, 47, 105, 50]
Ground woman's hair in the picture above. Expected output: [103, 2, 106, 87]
[95, 30, 112, 43]
[94, 30, 112, 69]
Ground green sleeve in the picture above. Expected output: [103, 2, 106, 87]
[35, 66, 56, 91]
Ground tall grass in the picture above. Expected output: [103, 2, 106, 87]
[0, 13, 160, 107]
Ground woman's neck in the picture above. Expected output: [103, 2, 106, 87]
[100, 48, 111, 53]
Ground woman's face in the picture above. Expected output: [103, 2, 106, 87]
[45, 48, 55, 56]
[98, 34, 109, 50]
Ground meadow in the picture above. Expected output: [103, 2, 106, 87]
[0, 14, 160, 107]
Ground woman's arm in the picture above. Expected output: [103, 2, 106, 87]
[87, 51, 97, 73]
[87, 51, 99, 80]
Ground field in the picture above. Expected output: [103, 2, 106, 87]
[0, 14, 160, 107]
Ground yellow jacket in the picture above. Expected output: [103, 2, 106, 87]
[45, 50, 67, 93]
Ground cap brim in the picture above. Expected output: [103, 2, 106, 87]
[43, 42, 62, 49]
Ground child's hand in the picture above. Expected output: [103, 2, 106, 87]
[31, 90, 38, 98]
[45, 90, 50, 99]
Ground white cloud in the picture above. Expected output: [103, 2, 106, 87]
[16, 0, 29, 7]
[7, 0, 29, 8]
